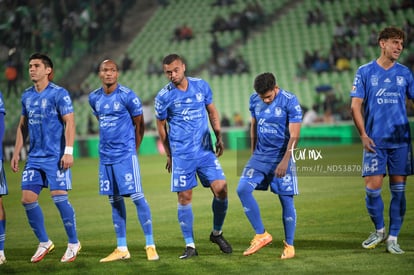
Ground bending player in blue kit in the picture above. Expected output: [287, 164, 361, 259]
[155, 54, 232, 259]
[350, 26, 414, 254]
[89, 59, 159, 262]
[237, 72, 302, 259]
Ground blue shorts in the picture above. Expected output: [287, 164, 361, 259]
[21, 159, 72, 193]
[171, 153, 226, 192]
[239, 155, 298, 195]
[362, 144, 414, 176]
[0, 163, 8, 196]
[99, 154, 143, 196]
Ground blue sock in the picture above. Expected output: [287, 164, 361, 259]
[389, 182, 406, 237]
[23, 202, 49, 242]
[0, 220, 5, 250]
[110, 195, 127, 247]
[53, 194, 78, 244]
[178, 203, 194, 246]
[212, 197, 228, 232]
[237, 180, 265, 234]
[131, 193, 154, 246]
[365, 187, 384, 230]
[279, 195, 296, 245]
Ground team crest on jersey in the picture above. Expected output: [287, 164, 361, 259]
[124, 173, 133, 182]
[396, 76, 404, 86]
[196, 93, 203, 102]
[114, 101, 121, 111]
[63, 95, 71, 103]
[275, 107, 282, 117]
[370, 75, 378, 86]
[41, 98, 48, 109]
[133, 98, 140, 105]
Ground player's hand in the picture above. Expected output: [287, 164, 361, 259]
[60, 154, 74, 170]
[361, 136, 376, 153]
[10, 154, 20, 173]
[215, 136, 224, 157]
[165, 155, 172, 173]
[275, 159, 289, 178]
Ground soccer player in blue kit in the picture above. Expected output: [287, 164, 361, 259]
[350, 26, 414, 254]
[237, 72, 302, 259]
[0, 91, 7, 265]
[10, 53, 81, 263]
[89, 59, 159, 262]
[155, 54, 232, 259]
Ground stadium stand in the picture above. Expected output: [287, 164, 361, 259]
[2, 0, 413, 137]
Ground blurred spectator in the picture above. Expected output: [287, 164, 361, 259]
[121, 53, 133, 71]
[335, 56, 351, 72]
[322, 108, 335, 124]
[111, 18, 122, 41]
[173, 24, 194, 41]
[233, 112, 244, 126]
[208, 50, 249, 76]
[5, 61, 18, 97]
[368, 28, 378, 47]
[304, 50, 318, 70]
[312, 56, 331, 74]
[306, 7, 325, 25]
[211, 15, 229, 33]
[61, 15, 75, 58]
[212, 0, 235, 6]
[302, 104, 321, 125]
[221, 114, 231, 127]
[210, 34, 224, 62]
[147, 57, 163, 76]
[352, 42, 366, 61]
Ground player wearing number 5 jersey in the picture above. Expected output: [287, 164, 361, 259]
[237, 72, 302, 259]
[89, 59, 158, 262]
[10, 53, 80, 263]
[155, 54, 232, 259]
[350, 27, 414, 254]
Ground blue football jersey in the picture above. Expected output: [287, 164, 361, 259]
[89, 84, 143, 164]
[154, 77, 214, 159]
[250, 89, 302, 162]
[0, 92, 6, 161]
[21, 82, 74, 160]
[351, 60, 414, 148]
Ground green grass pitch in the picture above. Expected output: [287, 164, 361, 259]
[1, 144, 413, 274]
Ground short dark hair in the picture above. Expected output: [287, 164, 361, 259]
[29, 53, 54, 69]
[378, 27, 405, 43]
[162, 54, 185, 65]
[254, 72, 276, 95]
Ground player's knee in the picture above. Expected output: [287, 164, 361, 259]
[236, 179, 254, 198]
[365, 187, 382, 198]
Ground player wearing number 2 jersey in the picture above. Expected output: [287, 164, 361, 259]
[350, 26, 414, 254]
